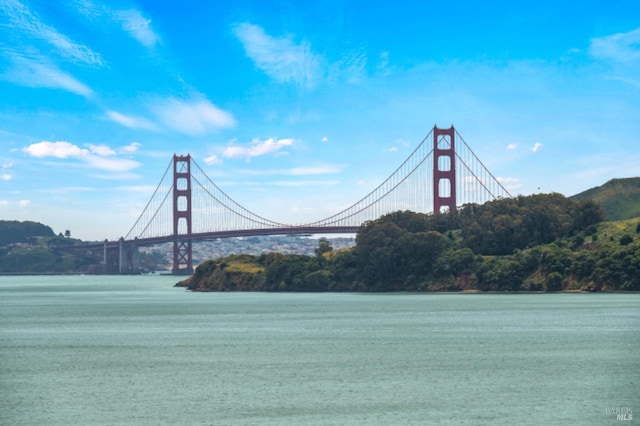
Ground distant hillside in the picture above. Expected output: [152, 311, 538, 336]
[0, 220, 55, 247]
[571, 177, 640, 221]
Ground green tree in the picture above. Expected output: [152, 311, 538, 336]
[314, 237, 333, 257]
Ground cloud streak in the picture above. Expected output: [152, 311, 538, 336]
[233, 22, 322, 88]
[2, 53, 93, 97]
[73, 1, 160, 49]
[114, 9, 160, 48]
[106, 110, 157, 130]
[1, 0, 103, 66]
[223, 138, 294, 160]
[151, 97, 236, 135]
[590, 27, 640, 63]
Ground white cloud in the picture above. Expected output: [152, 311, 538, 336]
[497, 176, 522, 191]
[84, 155, 140, 172]
[1, 161, 13, 180]
[106, 110, 157, 130]
[0, 200, 8, 206]
[321, 136, 328, 142]
[89, 144, 116, 156]
[507, 143, 517, 150]
[23, 141, 88, 158]
[151, 97, 236, 135]
[590, 27, 640, 63]
[119, 142, 141, 154]
[204, 154, 222, 165]
[531, 142, 543, 153]
[2, 0, 103, 66]
[233, 22, 322, 88]
[22, 140, 140, 172]
[114, 9, 159, 48]
[18, 199, 31, 207]
[223, 138, 294, 160]
[3, 54, 93, 97]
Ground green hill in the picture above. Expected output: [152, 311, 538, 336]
[571, 177, 640, 221]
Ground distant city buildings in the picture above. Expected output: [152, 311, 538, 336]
[139, 236, 355, 271]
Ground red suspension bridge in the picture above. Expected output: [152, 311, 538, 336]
[86, 125, 511, 274]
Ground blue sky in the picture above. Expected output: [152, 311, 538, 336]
[1, 0, 639, 241]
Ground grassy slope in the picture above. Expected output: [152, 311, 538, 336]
[571, 177, 640, 221]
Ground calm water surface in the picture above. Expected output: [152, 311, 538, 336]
[1, 275, 638, 425]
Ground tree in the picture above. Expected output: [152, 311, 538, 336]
[314, 237, 333, 257]
[620, 235, 633, 246]
[64, 230, 71, 238]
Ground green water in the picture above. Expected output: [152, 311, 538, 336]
[0, 275, 638, 425]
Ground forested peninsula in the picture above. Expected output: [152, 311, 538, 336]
[177, 192, 640, 292]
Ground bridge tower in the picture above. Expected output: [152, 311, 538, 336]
[172, 154, 194, 274]
[433, 125, 457, 214]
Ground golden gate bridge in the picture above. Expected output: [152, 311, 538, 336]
[84, 125, 511, 274]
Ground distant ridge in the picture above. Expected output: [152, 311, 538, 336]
[571, 177, 640, 221]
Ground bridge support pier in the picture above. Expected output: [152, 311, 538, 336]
[118, 238, 140, 274]
[433, 125, 457, 214]
[103, 239, 108, 274]
[172, 155, 194, 275]
[172, 238, 193, 275]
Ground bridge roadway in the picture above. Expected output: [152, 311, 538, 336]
[80, 225, 362, 250]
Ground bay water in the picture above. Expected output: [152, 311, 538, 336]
[1, 275, 638, 425]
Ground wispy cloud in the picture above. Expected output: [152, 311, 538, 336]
[204, 154, 222, 165]
[39, 186, 95, 194]
[531, 142, 543, 153]
[106, 110, 157, 130]
[72, 1, 160, 49]
[22, 140, 141, 173]
[235, 164, 342, 176]
[1, 161, 13, 180]
[497, 176, 522, 191]
[507, 143, 517, 150]
[330, 50, 367, 83]
[223, 138, 294, 160]
[83, 155, 139, 172]
[113, 185, 159, 192]
[1, 0, 103, 66]
[233, 22, 322, 88]
[590, 27, 640, 63]
[114, 9, 159, 48]
[263, 180, 340, 187]
[2, 53, 93, 97]
[289, 165, 341, 175]
[119, 142, 141, 154]
[151, 97, 236, 135]
[88, 144, 116, 156]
